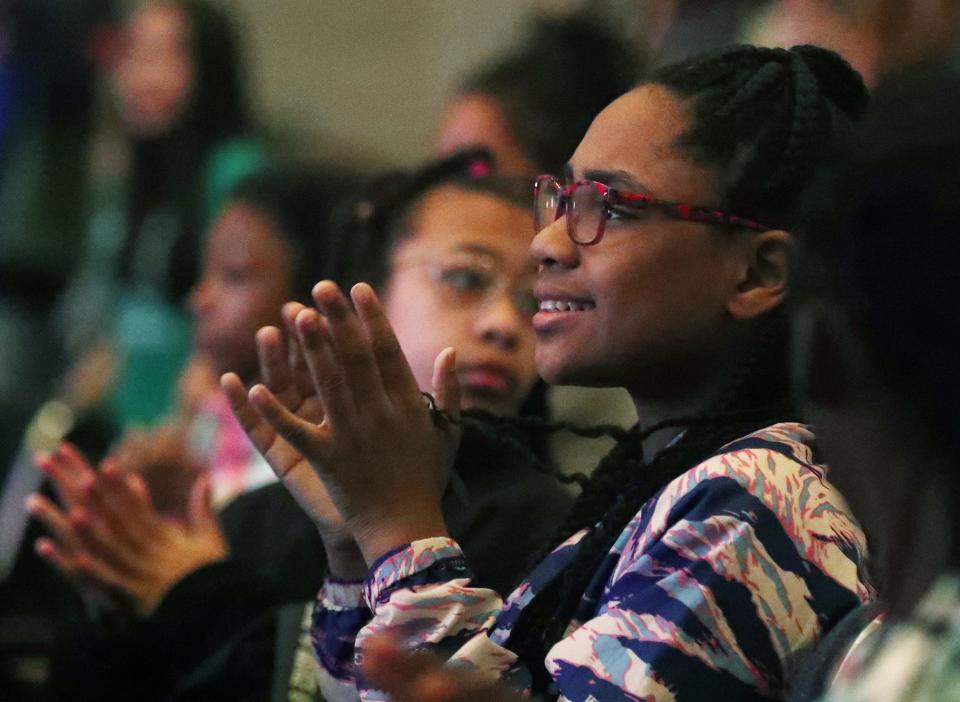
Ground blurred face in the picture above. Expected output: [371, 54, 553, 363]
[191, 202, 293, 379]
[531, 85, 747, 397]
[114, 3, 194, 136]
[384, 186, 538, 415]
[435, 92, 536, 175]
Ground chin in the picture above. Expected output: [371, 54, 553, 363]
[536, 347, 594, 387]
[537, 354, 626, 390]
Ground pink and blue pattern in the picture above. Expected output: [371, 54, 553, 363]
[312, 424, 874, 701]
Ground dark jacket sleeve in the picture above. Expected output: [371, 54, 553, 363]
[47, 560, 283, 701]
[446, 426, 574, 597]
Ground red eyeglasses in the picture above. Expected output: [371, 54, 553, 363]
[533, 175, 771, 246]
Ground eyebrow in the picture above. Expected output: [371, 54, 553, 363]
[453, 243, 502, 261]
[583, 169, 657, 196]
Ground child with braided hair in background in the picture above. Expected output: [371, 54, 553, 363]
[29, 151, 573, 700]
[230, 45, 877, 701]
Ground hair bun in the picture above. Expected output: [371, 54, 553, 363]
[790, 45, 869, 120]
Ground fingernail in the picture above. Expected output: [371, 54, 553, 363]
[35, 538, 52, 557]
[313, 281, 344, 312]
[352, 282, 374, 305]
[249, 384, 268, 402]
[296, 309, 320, 333]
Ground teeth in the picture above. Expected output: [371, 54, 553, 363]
[538, 300, 595, 312]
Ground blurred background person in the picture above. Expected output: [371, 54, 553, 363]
[434, 11, 641, 177]
[28, 152, 573, 701]
[57, 0, 264, 438]
[790, 59, 960, 702]
[435, 9, 645, 476]
[0, 0, 113, 466]
[0, 4, 115, 698]
[748, 0, 960, 87]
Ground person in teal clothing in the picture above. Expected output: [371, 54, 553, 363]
[60, 0, 263, 431]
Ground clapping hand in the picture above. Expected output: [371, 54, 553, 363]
[232, 282, 462, 565]
[361, 635, 525, 702]
[222, 301, 367, 578]
[28, 445, 227, 617]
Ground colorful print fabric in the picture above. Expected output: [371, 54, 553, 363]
[313, 423, 875, 701]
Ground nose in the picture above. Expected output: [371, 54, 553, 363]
[474, 289, 527, 351]
[529, 214, 579, 271]
[190, 278, 212, 318]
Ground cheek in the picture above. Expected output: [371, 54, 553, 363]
[602, 238, 727, 330]
[165, 57, 193, 103]
[567, 247, 729, 388]
[231, 284, 285, 339]
[384, 282, 449, 392]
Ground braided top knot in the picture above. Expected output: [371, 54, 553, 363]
[651, 44, 869, 228]
[792, 45, 870, 120]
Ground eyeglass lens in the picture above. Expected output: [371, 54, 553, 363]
[534, 177, 606, 245]
[431, 254, 537, 317]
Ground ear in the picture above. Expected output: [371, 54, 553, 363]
[725, 229, 794, 321]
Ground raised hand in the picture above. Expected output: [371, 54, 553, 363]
[361, 635, 523, 702]
[110, 421, 203, 519]
[29, 453, 227, 617]
[34, 442, 97, 511]
[28, 445, 116, 614]
[222, 303, 366, 578]
[245, 281, 461, 565]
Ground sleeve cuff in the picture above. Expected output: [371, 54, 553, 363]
[321, 578, 366, 611]
[364, 537, 467, 609]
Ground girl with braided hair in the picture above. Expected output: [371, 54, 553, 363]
[229, 45, 874, 701]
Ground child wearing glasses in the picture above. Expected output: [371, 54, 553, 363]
[31, 153, 572, 700]
[232, 46, 877, 701]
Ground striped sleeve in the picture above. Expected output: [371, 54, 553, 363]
[311, 425, 873, 701]
[545, 435, 871, 701]
[352, 537, 509, 700]
[311, 577, 369, 699]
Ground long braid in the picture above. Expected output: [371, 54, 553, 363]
[497, 45, 865, 691]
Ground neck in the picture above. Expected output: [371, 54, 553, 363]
[628, 332, 750, 459]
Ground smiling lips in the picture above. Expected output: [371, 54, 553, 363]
[532, 288, 596, 334]
[537, 299, 596, 312]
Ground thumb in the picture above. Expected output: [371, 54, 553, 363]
[432, 347, 461, 421]
[362, 633, 516, 702]
[248, 383, 325, 459]
[361, 634, 437, 701]
[187, 473, 215, 529]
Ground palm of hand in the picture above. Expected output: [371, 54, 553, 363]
[221, 319, 347, 541]
[225, 284, 460, 566]
[259, 387, 348, 539]
[30, 444, 227, 616]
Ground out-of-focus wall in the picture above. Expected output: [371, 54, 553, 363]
[215, 0, 548, 166]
